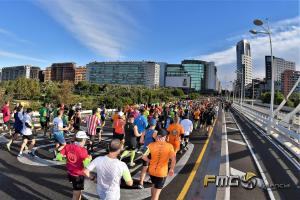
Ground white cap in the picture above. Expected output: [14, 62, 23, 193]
[118, 111, 124, 117]
[76, 131, 89, 139]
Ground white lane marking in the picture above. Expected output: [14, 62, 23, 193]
[230, 167, 264, 188]
[236, 110, 300, 171]
[83, 143, 195, 200]
[224, 112, 230, 200]
[228, 139, 246, 146]
[230, 112, 275, 200]
[226, 127, 239, 131]
[17, 153, 63, 166]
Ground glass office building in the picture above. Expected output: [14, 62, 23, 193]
[165, 60, 206, 91]
[86, 61, 160, 88]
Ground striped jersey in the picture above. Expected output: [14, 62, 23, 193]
[86, 115, 101, 136]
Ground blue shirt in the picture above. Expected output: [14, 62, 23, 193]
[134, 115, 148, 133]
[143, 129, 155, 149]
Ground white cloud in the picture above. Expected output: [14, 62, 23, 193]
[0, 50, 48, 63]
[197, 17, 300, 88]
[38, 0, 139, 59]
[0, 28, 33, 45]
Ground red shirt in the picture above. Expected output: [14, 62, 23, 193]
[86, 115, 100, 136]
[115, 119, 125, 134]
[1, 105, 10, 123]
[61, 144, 89, 176]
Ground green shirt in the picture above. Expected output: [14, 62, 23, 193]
[39, 107, 48, 123]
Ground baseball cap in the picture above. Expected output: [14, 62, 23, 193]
[76, 131, 89, 139]
[118, 111, 124, 117]
[157, 129, 168, 137]
[149, 118, 157, 126]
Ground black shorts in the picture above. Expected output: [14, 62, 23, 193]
[150, 175, 166, 189]
[68, 174, 84, 191]
[206, 120, 212, 126]
[142, 160, 149, 167]
[113, 133, 124, 140]
[22, 135, 34, 140]
[125, 138, 137, 150]
[40, 121, 47, 128]
[183, 135, 190, 139]
[96, 127, 102, 133]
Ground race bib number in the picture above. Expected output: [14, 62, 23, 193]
[172, 129, 178, 136]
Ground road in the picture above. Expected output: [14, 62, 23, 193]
[0, 107, 299, 200]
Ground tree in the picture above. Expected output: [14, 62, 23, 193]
[261, 91, 284, 105]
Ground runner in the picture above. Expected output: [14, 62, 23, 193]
[6, 104, 23, 151]
[113, 111, 126, 143]
[18, 108, 36, 157]
[56, 131, 92, 200]
[142, 129, 176, 200]
[166, 115, 185, 154]
[193, 108, 201, 130]
[138, 118, 158, 189]
[1, 100, 11, 134]
[134, 109, 148, 150]
[53, 110, 69, 157]
[205, 105, 216, 134]
[86, 108, 101, 154]
[180, 114, 193, 152]
[111, 109, 120, 135]
[39, 103, 48, 137]
[120, 114, 141, 167]
[83, 139, 133, 200]
[72, 109, 81, 133]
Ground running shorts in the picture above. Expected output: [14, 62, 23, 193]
[113, 133, 124, 140]
[53, 132, 66, 144]
[150, 175, 166, 189]
[68, 174, 84, 191]
[22, 135, 34, 140]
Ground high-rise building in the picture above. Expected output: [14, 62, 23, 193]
[236, 40, 253, 92]
[86, 61, 160, 88]
[75, 67, 87, 84]
[165, 64, 191, 90]
[1, 65, 40, 81]
[205, 62, 217, 91]
[158, 62, 167, 87]
[44, 67, 52, 82]
[51, 62, 76, 82]
[0, 68, 2, 82]
[265, 56, 295, 91]
[281, 70, 300, 96]
[181, 60, 206, 91]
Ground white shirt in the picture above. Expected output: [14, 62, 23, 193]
[180, 119, 193, 136]
[53, 117, 63, 134]
[21, 113, 32, 136]
[87, 156, 130, 200]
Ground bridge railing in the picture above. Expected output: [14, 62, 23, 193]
[232, 103, 300, 159]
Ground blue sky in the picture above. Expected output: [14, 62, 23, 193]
[0, 0, 299, 85]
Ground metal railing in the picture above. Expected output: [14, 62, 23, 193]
[232, 103, 300, 159]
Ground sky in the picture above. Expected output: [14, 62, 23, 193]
[0, 0, 299, 88]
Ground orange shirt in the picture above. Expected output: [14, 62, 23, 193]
[167, 123, 184, 145]
[147, 141, 175, 177]
[112, 113, 119, 128]
[194, 110, 200, 120]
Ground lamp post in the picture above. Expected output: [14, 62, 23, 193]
[235, 69, 244, 109]
[250, 18, 274, 135]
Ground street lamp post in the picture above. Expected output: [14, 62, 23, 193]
[250, 18, 274, 135]
[235, 69, 244, 108]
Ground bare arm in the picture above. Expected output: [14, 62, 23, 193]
[133, 125, 142, 137]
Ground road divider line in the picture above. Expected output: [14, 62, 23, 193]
[176, 117, 217, 200]
[228, 139, 246, 146]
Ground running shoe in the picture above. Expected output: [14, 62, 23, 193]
[129, 162, 136, 167]
[6, 143, 11, 152]
[137, 184, 144, 189]
[17, 153, 23, 157]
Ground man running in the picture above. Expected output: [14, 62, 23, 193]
[180, 114, 193, 152]
[166, 116, 185, 154]
[6, 105, 23, 151]
[83, 139, 133, 200]
[39, 103, 48, 137]
[56, 131, 92, 200]
[18, 108, 36, 157]
[86, 108, 101, 154]
[1, 101, 11, 134]
[113, 111, 126, 143]
[193, 108, 200, 130]
[134, 109, 148, 149]
[120, 114, 141, 167]
[53, 110, 69, 157]
[138, 118, 158, 189]
[142, 129, 176, 200]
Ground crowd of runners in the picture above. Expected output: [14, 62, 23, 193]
[1, 98, 219, 200]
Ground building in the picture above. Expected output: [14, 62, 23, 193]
[236, 40, 253, 97]
[158, 62, 167, 87]
[1, 65, 40, 81]
[265, 56, 295, 91]
[75, 67, 87, 84]
[164, 60, 206, 92]
[39, 70, 45, 82]
[0, 68, 2, 82]
[44, 67, 52, 82]
[51, 62, 76, 82]
[281, 70, 300, 97]
[86, 61, 160, 88]
[205, 62, 217, 91]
